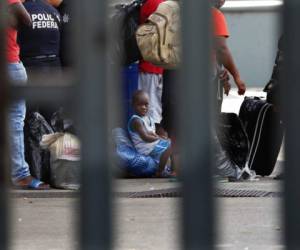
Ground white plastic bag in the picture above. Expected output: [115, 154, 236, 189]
[41, 133, 81, 189]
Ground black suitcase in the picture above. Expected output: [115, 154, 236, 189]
[239, 97, 284, 176]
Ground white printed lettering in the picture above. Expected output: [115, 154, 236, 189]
[32, 21, 37, 29]
[31, 14, 38, 22]
[31, 20, 59, 30]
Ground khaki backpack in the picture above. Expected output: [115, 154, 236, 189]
[135, 0, 181, 69]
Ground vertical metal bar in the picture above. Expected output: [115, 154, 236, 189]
[74, 0, 111, 249]
[180, 1, 213, 250]
[0, 0, 8, 249]
[283, 1, 300, 250]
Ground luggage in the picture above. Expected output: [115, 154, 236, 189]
[110, 0, 146, 65]
[239, 97, 284, 176]
[136, 0, 181, 69]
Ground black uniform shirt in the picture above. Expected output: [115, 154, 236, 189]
[18, 0, 61, 59]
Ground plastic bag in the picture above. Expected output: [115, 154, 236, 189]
[112, 128, 158, 177]
[24, 112, 54, 182]
[50, 108, 76, 134]
[217, 113, 249, 170]
[214, 132, 238, 178]
[214, 129, 257, 181]
[41, 133, 80, 189]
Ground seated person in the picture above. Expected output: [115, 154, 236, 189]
[128, 90, 172, 176]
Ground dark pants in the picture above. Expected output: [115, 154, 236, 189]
[161, 70, 178, 138]
[22, 57, 62, 123]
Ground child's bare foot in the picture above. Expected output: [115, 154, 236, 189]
[14, 176, 49, 190]
[169, 171, 177, 178]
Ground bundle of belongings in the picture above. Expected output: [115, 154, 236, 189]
[215, 113, 255, 180]
[112, 128, 172, 177]
[40, 133, 80, 190]
[24, 110, 80, 189]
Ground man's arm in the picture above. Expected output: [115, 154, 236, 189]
[8, 2, 31, 28]
[215, 36, 246, 95]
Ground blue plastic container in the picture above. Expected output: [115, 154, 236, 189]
[122, 63, 139, 121]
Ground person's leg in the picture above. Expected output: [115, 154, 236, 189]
[8, 63, 31, 184]
[8, 62, 48, 188]
[9, 100, 31, 183]
[158, 145, 172, 174]
[161, 70, 178, 137]
[138, 72, 163, 124]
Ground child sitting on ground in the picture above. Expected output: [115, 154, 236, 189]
[128, 90, 172, 176]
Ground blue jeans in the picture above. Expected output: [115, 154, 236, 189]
[7, 62, 31, 183]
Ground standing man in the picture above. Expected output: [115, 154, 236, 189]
[138, 0, 166, 136]
[212, 0, 246, 112]
[6, 0, 48, 188]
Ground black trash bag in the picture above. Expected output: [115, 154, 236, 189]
[216, 113, 249, 170]
[24, 112, 54, 182]
[51, 108, 76, 134]
[213, 132, 237, 178]
[110, 0, 146, 65]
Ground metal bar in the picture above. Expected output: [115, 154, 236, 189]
[283, 1, 300, 250]
[9, 85, 75, 105]
[180, 1, 214, 250]
[0, 0, 8, 249]
[73, 0, 111, 249]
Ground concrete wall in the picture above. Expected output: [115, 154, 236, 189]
[223, 8, 282, 87]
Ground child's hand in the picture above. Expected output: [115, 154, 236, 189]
[160, 135, 169, 140]
[149, 131, 160, 139]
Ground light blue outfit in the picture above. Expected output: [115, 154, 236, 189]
[8, 62, 31, 183]
[128, 114, 170, 165]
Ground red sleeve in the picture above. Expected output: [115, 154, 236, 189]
[8, 0, 21, 4]
[212, 8, 229, 37]
[140, 0, 164, 24]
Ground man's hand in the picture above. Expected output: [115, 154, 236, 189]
[219, 69, 229, 82]
[235, 78, 246, 95]
[223, 81, 231, 96]
[219, 69, 231, 96]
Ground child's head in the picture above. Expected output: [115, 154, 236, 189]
[132, 90, 150, 117]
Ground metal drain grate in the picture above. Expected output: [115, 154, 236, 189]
[215, 189, 282, 198]
[116, 188, 181, 198]
[115, 188, 282, 198]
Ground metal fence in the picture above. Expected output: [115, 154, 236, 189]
[283, 1, 300, 249]
[0, 0, 299, 249]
